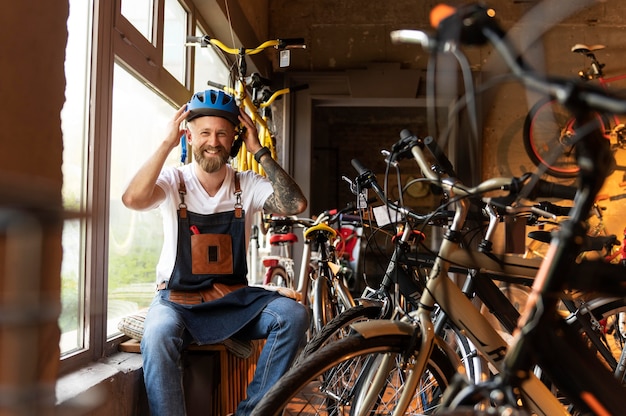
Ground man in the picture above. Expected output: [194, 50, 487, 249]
[122, 89, 309, 416]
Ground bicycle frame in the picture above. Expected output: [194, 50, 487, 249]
[425, 6, 626, 414]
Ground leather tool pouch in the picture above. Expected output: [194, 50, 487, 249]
[168, 282, 247, 305]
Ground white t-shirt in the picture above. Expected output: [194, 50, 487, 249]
[154, 164, 273, 284]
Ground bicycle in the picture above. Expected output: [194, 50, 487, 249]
[249, 144, 567, 415]
[415, 4, 626, 415]
[257, 214, 300, 289]
[255, 129, 626, 415]
[250, 208, 359, 340]
[523, 43, 626, 178]
[301, 208, 362, 335]
[185, 35, 307, 175]
[251, 5, 626, 414]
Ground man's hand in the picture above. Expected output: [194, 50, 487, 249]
[167, 104, 191, 150]
[238, 109, 263, 155]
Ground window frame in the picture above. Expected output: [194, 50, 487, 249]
[59, 0, 220, 375]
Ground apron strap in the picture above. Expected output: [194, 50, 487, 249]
[234, 172, 242, 218]
[176, 168, 187, 219]
[177, 168, 243, 219]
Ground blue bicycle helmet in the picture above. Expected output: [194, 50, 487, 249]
[186, 89, 240, 126]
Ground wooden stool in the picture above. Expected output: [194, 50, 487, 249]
[119, 339, 263, 416]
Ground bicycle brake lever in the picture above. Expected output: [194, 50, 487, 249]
[381, 150, 398, 167]
[342, 175, 358, 195]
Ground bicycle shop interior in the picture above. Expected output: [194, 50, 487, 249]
[3, 0, 626, 414]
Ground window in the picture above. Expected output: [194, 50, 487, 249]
[163, 0, 188, 84]
[121, 0, 154, 42]
[193, 25, 231, 92]
[60, 0, 92, 355]
[59, 0, 231, 368]
[107, 63, 179, 338]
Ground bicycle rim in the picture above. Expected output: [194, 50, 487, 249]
[523, 98, 579, 178]
[250, 334, 457, 416]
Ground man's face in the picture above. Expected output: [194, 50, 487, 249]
[187, 116, 235, 173]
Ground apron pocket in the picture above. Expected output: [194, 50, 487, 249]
[191, 233, 233, 275]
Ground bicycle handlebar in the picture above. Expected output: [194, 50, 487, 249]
[391, 4, 626, 116]
[278, 38, 307, 49]
[521, 178, 577, 200]
[207, 80, 226, 90]
[186, 35, 306, 55]
[259, 85, 309, 108]
[354, 130, 577, 226]
[351, 158, 458, 224]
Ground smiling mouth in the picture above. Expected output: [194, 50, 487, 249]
[203, 147, 223, 155]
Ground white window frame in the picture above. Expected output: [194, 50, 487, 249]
[59, 0, 231, 374]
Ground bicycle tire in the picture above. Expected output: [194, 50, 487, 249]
[250, 333, 458, 416]
[523, 97, 579, 178]
[294, 304, 383, 365]
[440, 322, 487, 385]
[523, 97, 611, 178]
[570, 295, 626, 375]
[264, 265, 292, 288]
[311, 275, 337, 333]
[298, 301, 488, 386]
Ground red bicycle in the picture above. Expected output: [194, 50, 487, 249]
[523, 43, 626, 178]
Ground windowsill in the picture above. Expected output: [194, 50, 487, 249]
[55, 351, 144, 414]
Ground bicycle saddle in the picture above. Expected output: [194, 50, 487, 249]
[303, 223, 337, 240]
[571, 43, 606, 54]
[269, 233, 298, 245]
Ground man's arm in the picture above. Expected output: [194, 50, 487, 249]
[237, 110, 307, 216]
[258, 153, 307, 216]
[122, 105, 189, 211]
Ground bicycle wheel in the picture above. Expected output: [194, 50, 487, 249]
[311, 275, 337, 334]
[573, 295, 626, 376]
[298, 301, 488, 387]
[523, 97, 579, 178]
[250, 333, 458, 416]
[295, 304, 383, 365]
[439, 322, 488, 385]
[264, 265, 292, 288]
[523, 97, 611, 178]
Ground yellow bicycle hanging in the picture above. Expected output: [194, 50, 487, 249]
[186, 36, 307, 176]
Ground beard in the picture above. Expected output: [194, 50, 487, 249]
[193, 144, 230, 173]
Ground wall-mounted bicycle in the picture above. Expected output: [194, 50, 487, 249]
[523, 43, 626, 178]
[186, 35, 307, 175]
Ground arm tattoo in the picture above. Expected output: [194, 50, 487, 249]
[260, 156, 307, 215]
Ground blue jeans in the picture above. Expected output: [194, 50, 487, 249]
[141, 295, 309, 416]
